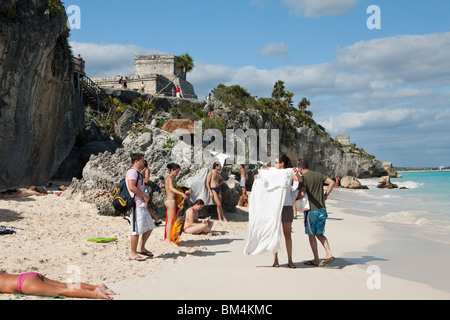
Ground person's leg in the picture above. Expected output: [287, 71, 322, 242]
[130, 234, 142, 260]
[42, 277, 115, 295]
[308, 234, 320, 266]
[282, 222, 295, 268]
[273, 252, 279, 267]
[316, 234, 333, 259]
[23, 276, 112, 299]
[138, 229, 153, 254]
[164, 201, 177, 243]
[184, 223, 210, 234]
[238, 187, 246, 206]
[293, 202, 297, 219]
[212, 191, 226, 221]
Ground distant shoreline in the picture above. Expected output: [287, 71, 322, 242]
[396, 168, 450, 172]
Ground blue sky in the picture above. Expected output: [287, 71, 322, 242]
[66, 0, 450, 167]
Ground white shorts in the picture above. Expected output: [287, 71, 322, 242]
[240, 177, 246, 187]
[130, 207, 155, 236]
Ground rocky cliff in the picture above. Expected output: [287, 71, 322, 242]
[63, 86, 388, 217]
[206, 100, 386, 179]
[64, 126, 242, 217]
[0, 0, 84, 189]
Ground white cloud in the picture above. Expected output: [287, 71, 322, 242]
[258, 42, 291, 60]
[282, 0, 361, 17]
[334, 32, 450, 85]
[72, 34, 450, 165]
[70, 42, 166, 77]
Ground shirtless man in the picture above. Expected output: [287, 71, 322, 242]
[238, 165, 248, 207]
[206, 162, 227, 222]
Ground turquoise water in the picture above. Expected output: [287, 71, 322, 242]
[331, 171, 450, 244]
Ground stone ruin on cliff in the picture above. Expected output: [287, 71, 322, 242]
[91, 54, 197, 99]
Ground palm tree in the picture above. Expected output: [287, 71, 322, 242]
[175, 53, 194, 75]
[298, 97, 310, 111]
[271, 80, 286, 99]
[284, 91, 294, 108]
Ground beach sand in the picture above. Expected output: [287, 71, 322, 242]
[1, 187, 449, 300]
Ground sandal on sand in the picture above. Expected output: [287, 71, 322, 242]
[129, 256, 146, 262]
[287, 263, 297, 269]
[138, 251, 154, 257]
[319, 257, 335, 267]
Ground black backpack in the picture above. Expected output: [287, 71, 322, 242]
[112, 179, 136, 214]
[112, 170, 142, 231]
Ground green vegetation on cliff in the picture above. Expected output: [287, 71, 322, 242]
[83, 80, 375, 160]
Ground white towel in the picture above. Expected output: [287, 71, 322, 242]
[243, 168, 293, 255]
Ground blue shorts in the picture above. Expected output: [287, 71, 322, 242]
[304, 208, 328, 235]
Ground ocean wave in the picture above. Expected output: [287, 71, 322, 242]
[379, 211, 431, 225]
[395, 180, 423, 189]
[360, 178, 423, 190]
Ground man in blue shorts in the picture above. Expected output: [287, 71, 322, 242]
[298, 160, 336, 267]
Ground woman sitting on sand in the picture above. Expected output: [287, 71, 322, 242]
[184, 199, 214, 235]
[0, 271, 115, 300]
[164, 163, 188, 244]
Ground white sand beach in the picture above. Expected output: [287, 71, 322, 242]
[1, 187, 449, 301]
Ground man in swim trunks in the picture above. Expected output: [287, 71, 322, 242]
[126, 153, 155, 261]
[206, 162, 227, 221]
[238, 164, 248, 207]
[298, 160, 336, 267]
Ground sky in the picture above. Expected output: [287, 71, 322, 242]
[65, 0, 450, 168]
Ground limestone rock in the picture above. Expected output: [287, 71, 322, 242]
[382, 162, 403, 178]
[0, 0, 84, 189]
[340, 176, 368, 189]
[64, 126, 240, 216]
[115, 107, 142, 139]
[377, 176, 398, 189]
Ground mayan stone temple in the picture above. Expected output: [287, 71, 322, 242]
[91, 54, 197, 99]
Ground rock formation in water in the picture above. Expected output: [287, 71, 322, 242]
[0, 0, 84, 189]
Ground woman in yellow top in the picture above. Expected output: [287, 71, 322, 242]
[164, 163, 188, 244]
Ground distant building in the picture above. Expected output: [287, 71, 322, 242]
[335, 135, 353, 146]
[91, 54, 197, 99]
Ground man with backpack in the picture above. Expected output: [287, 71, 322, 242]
[126, 153, 155, 261]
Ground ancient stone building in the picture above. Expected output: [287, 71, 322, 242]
[335, 135, 353, 146]
[91, 54, 197, 99]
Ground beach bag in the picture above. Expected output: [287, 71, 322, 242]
[296, 193, 310, 211]
[147, 179, 160, 192]
[112, 179, 135, 213]
[112, 170, 142, 213]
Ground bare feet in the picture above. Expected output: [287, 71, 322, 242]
[95, 287, 113, 300]
[99, 283, 116, 296]
[303, 260, 320, 266]
[287, 262, 296, 269]
[164, 239, 178, 246]
[319, 257, 335, 267]
[129, 255, 146, 261]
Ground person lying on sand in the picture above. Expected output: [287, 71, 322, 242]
[0, 187, 46, 199]
[0, 271, 116, 300]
